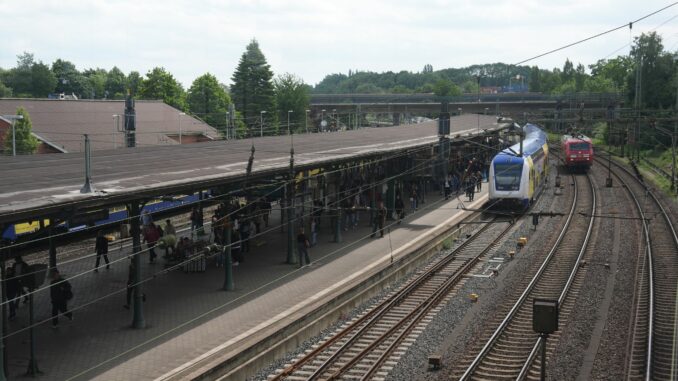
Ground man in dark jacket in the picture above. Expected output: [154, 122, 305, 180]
[50, 270, 73, 328]
[94, 231, 110, 271]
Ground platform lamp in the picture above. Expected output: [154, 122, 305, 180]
[1, 114, 23, 156]
[260, 110, 267, 137]
[533, 298, 559, 381]
[178, 112, 186, 144]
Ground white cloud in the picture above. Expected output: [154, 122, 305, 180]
[0, 0, 677, 87]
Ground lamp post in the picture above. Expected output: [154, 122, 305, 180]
[112, 114, 120, 149]
[260, 110, 267, 137]
[178, 112, 186, 144]
[475, 74, 481, 133]
[333, 109, 337, 131]
[305, 109, 310, 134]
[225, 111, 230, 139]
[1, 114, 23, 156]
[287, 110, 293, 135]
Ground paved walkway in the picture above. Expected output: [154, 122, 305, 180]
[4, 186, 489, 380]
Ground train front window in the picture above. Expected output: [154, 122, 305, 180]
[569, 142, 590, 151]
[494, 163, 522, 190]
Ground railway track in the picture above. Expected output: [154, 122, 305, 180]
[597, 156, 678, 380]
[453, 172, 596, 380]
[268, 215, 514, 381]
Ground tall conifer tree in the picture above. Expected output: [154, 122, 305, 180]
[231, 39, 276, 134]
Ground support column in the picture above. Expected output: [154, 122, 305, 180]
[0, 256, 6, 381]
[48, 221, 56, 271]
[286, 148, 297, 264]
[333, 173, 342, 243]
[222, 225, 234, 291]
[25, 291, 39, 376]
[386, 176, 395, 219]
[129, 203, 145, 329]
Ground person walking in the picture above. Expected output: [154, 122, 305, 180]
[296, 227, 311, 268]
[94, 231, 110, 272]
[476, 170, 483, 192]
[467, 174, 476, 201]
[49, 270, 73, 328]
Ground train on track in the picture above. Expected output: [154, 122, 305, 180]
[1, 193, 203, 244]
[561, 134, 593, 170]
[488, 123, 549, 208]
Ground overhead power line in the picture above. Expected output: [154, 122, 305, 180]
[513, 2, 678, 66]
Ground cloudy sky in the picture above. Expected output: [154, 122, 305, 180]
[1, 0, 677, 88]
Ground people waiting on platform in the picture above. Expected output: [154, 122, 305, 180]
[190, 207, 203, 238]
[296, 227, 311, 268]
[50, 269, 73, 328]
[142, 223, 161, 263]
[140, 210, 153, 227]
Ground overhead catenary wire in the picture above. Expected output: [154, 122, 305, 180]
[512, 2, 678, 66]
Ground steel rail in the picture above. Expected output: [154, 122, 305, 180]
[272, 216, 499, 380]
[310, 220, 512, 381]
[459, 172, 581, 380]
[516, 173, 596, 379]
[354, 221, 514, 381]
[599, 156, 678, 380]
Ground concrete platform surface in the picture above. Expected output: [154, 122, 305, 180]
[4, 186, 488, 381]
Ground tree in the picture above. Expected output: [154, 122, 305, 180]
[29, 61, 57, 97]
[273, 73, 310, 133]
[0, 78, 12, 97]
[187, 73, 232, 134]
[230, 39, 276, 132]
[422, 64, 433, 73]
[82, 68, 108, 99]
[6, 52, 34, 96]
[628, 32, 674, 109]
[4, 107, 38, 155]
[139, 67, 186, 110]
[51, 59, 88, 97]
[589, 56, 633, 93]
[433, 79, 461, 97]
[561, 59, 574, 83]
[127, 71, 142, 96]
[529, 66, 541, 92]
[106, 66, 127, 99]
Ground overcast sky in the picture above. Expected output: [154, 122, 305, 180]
[1, 0, 677, 88]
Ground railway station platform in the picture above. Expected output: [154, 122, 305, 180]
[4, 186, 489, 380]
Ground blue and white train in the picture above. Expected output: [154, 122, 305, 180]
[489, 123, 549, 208]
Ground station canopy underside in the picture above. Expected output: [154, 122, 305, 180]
[0, 115, 507, 224]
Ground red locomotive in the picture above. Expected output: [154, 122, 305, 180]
[561, 134, 593, 170]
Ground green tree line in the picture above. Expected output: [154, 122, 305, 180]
[0, 39, 311, 138]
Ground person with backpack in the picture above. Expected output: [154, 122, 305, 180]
[49, 269, 73, 328]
